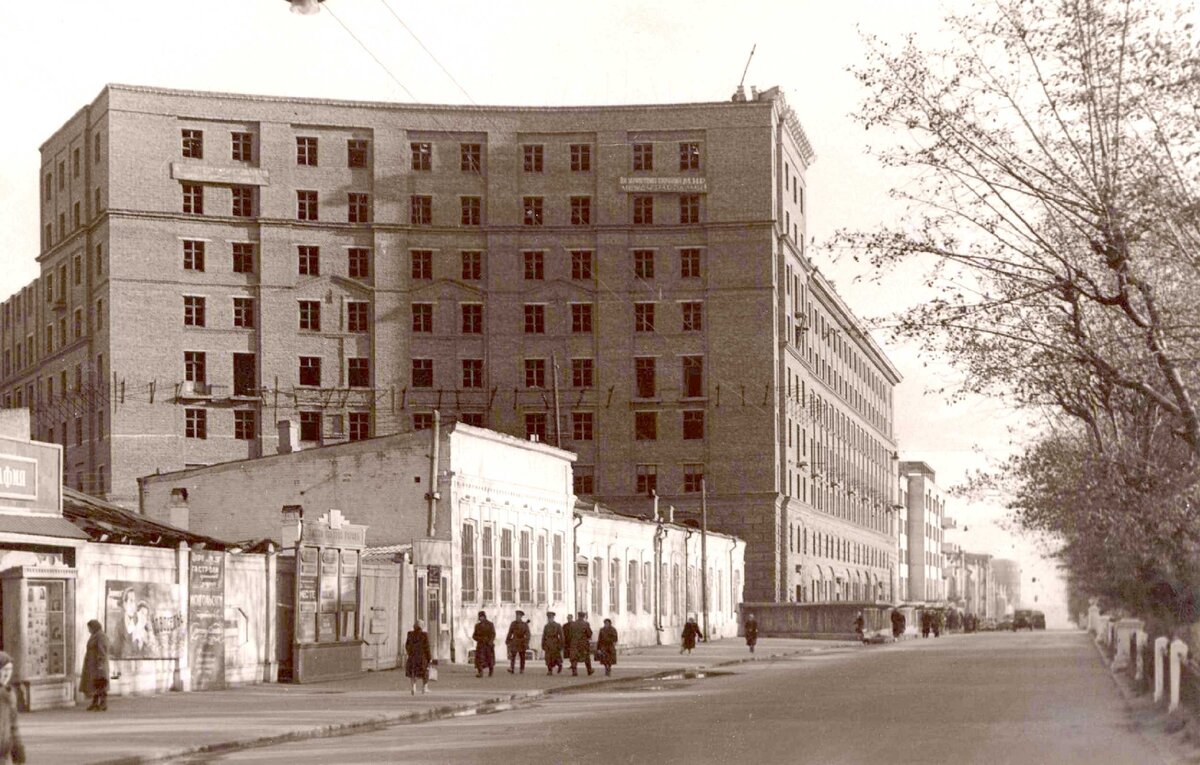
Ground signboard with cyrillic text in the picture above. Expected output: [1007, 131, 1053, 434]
[0, 436, 60, 515]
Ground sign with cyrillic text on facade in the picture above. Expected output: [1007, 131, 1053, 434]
[619, 176, 708, 194]
[0, 454, 37, 502]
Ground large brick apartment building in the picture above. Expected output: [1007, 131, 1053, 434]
[0, 83, 901, 603]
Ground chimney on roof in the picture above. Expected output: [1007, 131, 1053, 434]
[277, 419, 300, 454]
[731, 85, 747, 102]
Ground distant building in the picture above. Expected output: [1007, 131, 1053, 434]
[897, 461, 952, 603]
[991, 558, 1021, 616]
[946, 549, 995, 619]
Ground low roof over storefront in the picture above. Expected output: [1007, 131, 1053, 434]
[62, 487, 242, 550]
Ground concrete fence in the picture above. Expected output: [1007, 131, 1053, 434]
[1090, 606, 1197, 718]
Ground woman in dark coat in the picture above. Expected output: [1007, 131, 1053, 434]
[0, 652, 25, 763]
[472, 611, 496, 678]
[596, 618, 618, 676]
[404, 621, 431, 695]
[81, 619, 110, 711]
[680, 617, 702, 654]
[744, 614, 759, 654]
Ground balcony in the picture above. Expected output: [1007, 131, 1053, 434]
[942, 516, 957, 530]
[177, 380, 214, 400]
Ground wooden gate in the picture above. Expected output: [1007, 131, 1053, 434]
[361, 562, 400, 671]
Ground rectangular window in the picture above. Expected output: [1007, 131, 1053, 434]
[682, 356, 704, 397]
[297, 190, 318, 221]
[537, 533, 547, 605]
[552, 534, 564, 602]
[462, 358, 484, 388]
[221, 186, 250, 219]
[682, 410, 705, 440]
[348, 193, 370, 223]
[523, 144, 543, 173]
[634, 249, 654, 279]
[183, 296, 206, 327]
[233, 353, 255, 396]
[44, 173, 51, 201]
[231, 132, 253, 162]
[299, 300, 321, 331]
[683, 464, 704, 493]
[234, 410, 256, 440]
[413, 413, 433, 431]
[519, 529, 532, 603]
[296, 136, 318, 166]
[299, 356, 322, 386]
[523, 251, 545, 280]
[461, 143, 481, 173]
[571, 303, 593, 333]
[412, 303, 433, 333]
[461, 196, 481, 226]
[233, 297, 255, 328]
[571, 358, 594, 389]
[298, 245, 320, 276]
[461, 303, 482, 334]
[632, 142, 653, 171]
[347, 301, 369, 332]
[411, 250, 432, 279]
[412, 358, 433, 388]
[635, 411, 658, 441]
[524, 412, 547, 441]
[411, 142, 432, 171]
[73, 308, 82, 339]
[348, 248, 370, 279]
[570, 144, 591, 172]
[462, 523, 477, 603]
[183, 240, 205, 271]
[610, 559, 620, 614]
[460, 412, 486, 427]
[185, 408, 207, 439]
[522, 196, 543, 226]
[348, 412, 370, 441]
[571, 250, 593, 280]
[182, 183, 203, 214]
[679, 141, 700, 171]
[635, 464, 657, 495]
[634, 303, 655, 332]
[500, 528, 515, 603]
[299, 411, 322, 442]
[233, 242, 255, 274]
[635, 357, 655, 397]
[348, 358, 370, 388]
[407, 195, 431, 225]
[184, 350, 207, 384]
[570, 196, 591, 225]
[483, 525, 495, 603]
[680, 194, 701, 224]
[681, 246, 702, 276]
[632, 195, 653, 225]
[73, 202, 80, 229]
[461, 251, 482, 280]
[523, 304, 545, 334]
[524, 359, 546, 389]
[572, 411, 594, 441]
[682, 301, 703, 331]
[182, 129, 203, 159]
[347, 139, 368, 168]
[574, 465, 594, 495]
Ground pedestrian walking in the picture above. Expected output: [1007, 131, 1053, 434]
[541, 611, 564, 675]
[404, 621, 432, 695]
[932, 611, 943, 638]
[81, 619, 110, 711]
[744, 613, 759, 654]
[0, 653, 25, 764]
[505, 610, 531, 674]
[567, 611, 594, 676]
[920, 610, 931, 638]
[473, 610, 496, 678]
[890, 609, 905, 640]
[853, 611, 865, 642]
[680, 616, 702, 654]
[596, 618, 618, 676]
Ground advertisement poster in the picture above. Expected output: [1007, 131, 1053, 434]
[188, 549, 225, 690]
[106, 581, 182, 659]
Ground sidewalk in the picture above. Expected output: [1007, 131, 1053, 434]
[21, 638, 853, 764]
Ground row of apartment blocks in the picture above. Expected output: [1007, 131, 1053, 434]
[3, 83, 904, 604]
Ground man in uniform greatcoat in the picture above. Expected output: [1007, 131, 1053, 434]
[541, 611, 564, 675]
[568, 610, 594, 676]
[505, 610, 531, 674]
[473, 610, 496, 678]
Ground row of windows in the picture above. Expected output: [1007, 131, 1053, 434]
[180, 296, 369, 334]
[181, 350, 370, 392]
[791, 525, 890, 569]
[407, 356, 703, 398]
[408, 248, 703, 281]
[183, 408, 369, 443]
[409, 300, 702, 335]
[460, 524, 564, 605]
[179, 185, 702, 227]
[2, 245, 104, 337]
[3, 299, 105, 378]
[180, 130, 702, 175]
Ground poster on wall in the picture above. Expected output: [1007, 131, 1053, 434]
[105, 581, 182, 659]
[188, 550, 225, 690]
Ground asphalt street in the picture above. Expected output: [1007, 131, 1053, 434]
[187, 631, 1163, 765]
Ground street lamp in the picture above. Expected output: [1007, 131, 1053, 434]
[286, 0, 325, 15]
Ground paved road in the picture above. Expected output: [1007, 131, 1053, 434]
[192, 631, 1163, 765]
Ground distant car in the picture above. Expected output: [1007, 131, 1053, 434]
[1012, 609, 1034, 630]
[981, 618, 997, 631]
[998, 618, 1013, 631]
[1031, 611, 1046, 629]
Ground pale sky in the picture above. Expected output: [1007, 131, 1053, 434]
[0, 0, 1066, 623]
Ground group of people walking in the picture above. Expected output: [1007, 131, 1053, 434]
[473, 610, 620, 677]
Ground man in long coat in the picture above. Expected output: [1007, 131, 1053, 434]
[472, 610, 496, 678]
[81, 619, 110, 711]
[567, 610, 594, 676]
[744, 613, 759, 654]
[404, 621, 431, 695]
[596, 618, 618, 676]
[541, 611, 564, 675]
[505, 610, 531, 674]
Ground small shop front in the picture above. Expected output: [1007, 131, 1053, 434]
[0, 426, 90, 710]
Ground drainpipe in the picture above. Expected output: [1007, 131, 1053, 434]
[426, 410, 440, 537]
[683, 522, 693, 622]
[572, 511, 583, 614]
[653, 493, 666, 644]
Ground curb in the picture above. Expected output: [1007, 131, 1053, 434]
[89, 645, 831, 764]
